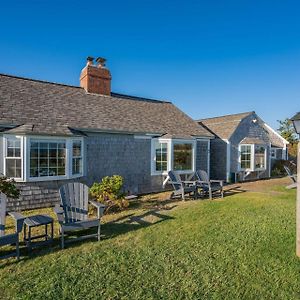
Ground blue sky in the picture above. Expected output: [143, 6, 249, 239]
[0, 0, 299, 129]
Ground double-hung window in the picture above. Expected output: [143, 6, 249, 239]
[240, 145, 252, 170]
[72, 140, 83, 175]
[154, 141, 168, 172]
[5, 137, 22, 179]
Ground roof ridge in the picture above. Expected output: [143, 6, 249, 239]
[0, 72, 171, 104]
[197, 111, 254, 122]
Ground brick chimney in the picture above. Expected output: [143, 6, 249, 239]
[80, 57, 112, 95]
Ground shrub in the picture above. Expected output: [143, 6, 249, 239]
[0, 175, 20, 198]
[271, 160, 296, 177]
[90, 175, 129, 212]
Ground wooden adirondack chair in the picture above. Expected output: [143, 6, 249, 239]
[54, 183, 106, 249]
[166, 170, 197, 200]
[284, 165, 297, 189]
[194, 170, 224, 200]
[0, 193, 25, 260]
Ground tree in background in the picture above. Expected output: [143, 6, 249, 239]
[277, 118, 298, 158]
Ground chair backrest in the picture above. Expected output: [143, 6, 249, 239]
[284, 165, 296, 183]
[59, 182, 89, 223]
[167, 171, 182, 191]
[0, 193, 7, 237]
[195, 170, 210, 184]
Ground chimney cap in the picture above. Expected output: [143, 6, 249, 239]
[96, 57, 106, 67]
[87, 56, 94, 62]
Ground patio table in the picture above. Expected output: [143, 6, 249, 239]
[23, 214, 54, 251]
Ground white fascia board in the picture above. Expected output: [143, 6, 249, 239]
[264, 123, 289, 145]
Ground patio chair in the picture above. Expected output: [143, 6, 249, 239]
[166, 170, 197, 200]
[0, 193, 25, 260]
[284, 165, 297, 189]
[54, 182, 106, 249]
[194, 170, 224, 200]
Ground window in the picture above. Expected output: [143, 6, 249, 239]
[72, 140, 83, 175]
[271, 148, 276, 159]
[173, 143, 193, 171]
[239, 144, 266, 171]
[30, 140, 66, 178]
[151, 139, 195, 175]
[254, 145, 266, 169]
[240, 145, 251, 169]
[5, 137, 22, 178]
[154, 141, 168, 172]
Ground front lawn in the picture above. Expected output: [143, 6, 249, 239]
[0, 179, 299, 299]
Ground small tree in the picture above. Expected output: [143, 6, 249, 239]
[277, 118, 299, 158]
[90, 175, 129, 212]
[0, 175, 20, 198]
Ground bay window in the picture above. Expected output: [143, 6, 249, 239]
[152, 139, 195, 175]
[239, 144, 266, 171]
[3, 135, 84, 181]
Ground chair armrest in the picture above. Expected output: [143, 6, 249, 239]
[210, 180, 224, 186]
[8, 211, 26, 233]
[89, 200, 106, 219]
[54, 205, 65, 224]
[182, 180, 197, 186]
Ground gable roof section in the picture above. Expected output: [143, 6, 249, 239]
[0, 74, 212, 138]
[197, 111, 254, 139]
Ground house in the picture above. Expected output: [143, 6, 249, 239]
[0, 57, 213, 210]
[197, 111, 289, 182]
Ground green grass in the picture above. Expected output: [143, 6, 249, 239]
[0, 183, 300, 299]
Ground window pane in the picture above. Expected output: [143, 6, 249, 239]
[6, 159, 21, 178]
[155, 141, 168, 172]
[6, 138, 21, 158]
[73, 141, 82, 157]
[29, 141, 66, 178]
[72, 157, 82, 175]
[173, 143, 192, 171]
[255, 146, 265, 169]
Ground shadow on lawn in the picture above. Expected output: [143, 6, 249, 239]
[102, 208, 175, 239]
[0, 207, 175, 268]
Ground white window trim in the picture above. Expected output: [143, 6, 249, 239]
[238, 144, 267, 172]
[2, 135, 84, 182]
[151, 138, 196, 176]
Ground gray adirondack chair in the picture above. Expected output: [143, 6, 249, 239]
[284, 165, 297, 189]
[166, 170, 197, 200]
[194, 170, 224, 199]
[54, 183, 106, 249]
[0, 193, 25, 260]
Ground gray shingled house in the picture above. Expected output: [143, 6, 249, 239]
[198, 111, 289, 182]
[0, 57, 213, 210]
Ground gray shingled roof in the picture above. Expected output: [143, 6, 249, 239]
[197, 112, 254, 139]
[0, 74, 213, 138]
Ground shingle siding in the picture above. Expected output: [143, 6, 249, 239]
[196, 140, 209, 173]
[8, 133, 199, 211]
[209, 139, 227, 180]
